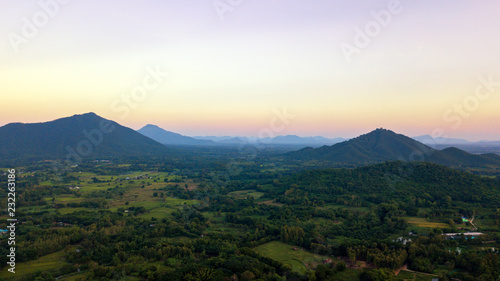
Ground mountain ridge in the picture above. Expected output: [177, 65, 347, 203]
[0, 113, 169, 161]
[137, 124, 216, 146]
[288, 128, 500, 168]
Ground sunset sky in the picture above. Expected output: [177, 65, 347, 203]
[1, 0, 500, 140]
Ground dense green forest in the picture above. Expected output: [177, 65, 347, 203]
[0, 149, 499, 281]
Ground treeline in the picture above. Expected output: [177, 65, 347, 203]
[278, 161, 500, 208]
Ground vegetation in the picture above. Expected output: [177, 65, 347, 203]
[0, 146, 499, 280]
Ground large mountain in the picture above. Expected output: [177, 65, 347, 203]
[288, 128, 500, 167]
[0, 113, 169, 160]
[137, 124, 215, 145]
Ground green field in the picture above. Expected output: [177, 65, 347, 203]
[27, 168, 200, 221]
[0, 250, 67, 279]
[59, 271, 91, 280]
[164, 198, 199, 206]
[405, 217, 449, 228]
[44, 196, 84, 203]
[19, 205, 56, 214]
[395, 270, 438, 281]
[228, 189, 265, 199]
[58, 207, 95, 215]
[254, 241, 334, 274]
[137, 207, 177, 219]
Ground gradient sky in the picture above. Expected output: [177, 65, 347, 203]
[1, 0, 500, 140]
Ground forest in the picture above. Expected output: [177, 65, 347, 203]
[0, 147, 499, 281]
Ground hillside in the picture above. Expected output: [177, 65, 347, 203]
[288, 128, 500, 168]
[278, 161, 500, 207]
[0, 113, 169, 160]
[137, 124, 215, 146]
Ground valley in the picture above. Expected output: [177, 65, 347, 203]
[0, 147, 498, 280]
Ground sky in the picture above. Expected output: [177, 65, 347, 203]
[1, 0, 500, 141]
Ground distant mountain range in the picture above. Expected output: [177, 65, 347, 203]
[263, 135, 346, 145]
[192, 135, 346, 146]
[412, 135, 470, 145]
[412, 134, 500, 147]
[140, 126, 346, 146]
[138, 124, 215, 146]
[288, 128, 500, 168]
[0, 113, 169, 161]
[412, 135, 500, 155]
[1, 113, 499, 168]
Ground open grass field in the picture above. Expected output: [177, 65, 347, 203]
[254, 241, 334, 274]
[19, 205, 55, 214]
[44, 196, 84, 203]
[0, 250, 67, 279]
[405, 217, 449, 228]
[62, 171, 185, 194]
[137, 207, 177, 219]
[61, 272, 91, 280]
[41, 170, 201, 218]
[16, 169, 203, 223]
[59, 271, 91, 280]
[395, 270, 438, 281]
[108, 200, 164, 212]
[228, 189, 265, 199]
[58, 207, 95, 215]
[164, 198, 199, 206]
[256, 200, 284, 207]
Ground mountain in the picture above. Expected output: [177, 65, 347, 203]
[413, 135, 500, 155]
[289, 128, 432, 163]
[427, 147, 500, 167]
[0, 113, 169, 161]
[288, 128, 500, 167]
[137, 124, 215, 145]
[478, 140, 500, 146]
[413, 135, 470, 145]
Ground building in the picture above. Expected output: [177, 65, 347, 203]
[443, 232, 484, 239]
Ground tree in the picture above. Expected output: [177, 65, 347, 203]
[335, 260, 346, 272]
[360, 268, 394, 281]
[241, 270, 255, 281]
[347, 247, 356, 264]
